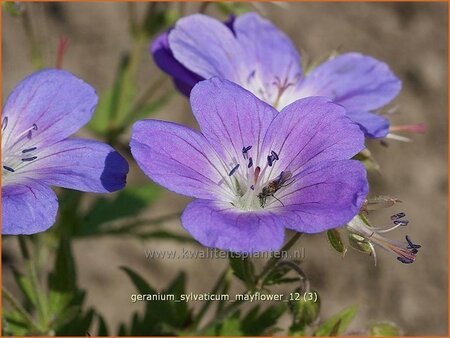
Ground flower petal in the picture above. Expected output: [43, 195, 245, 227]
[234, 12, 302, 84]
[261, 96, 365, 177]
[151, 32, 204, 96]
[3, 69, 98, 148]
[346, 110, 390, 138]
[168, 14, 244, 82]
[299, 53, 401, 112]
[2, 180, 58, 235]
[270, 160, 368, 233]
[21, 138, 128, 193]
[190, 78, 277, 167]
[130, 119, 230, 200]
[181, 199, 285, 253]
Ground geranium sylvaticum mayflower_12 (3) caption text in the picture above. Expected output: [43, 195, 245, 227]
[130, 78, 369, 253]
[2, 69, 129, 235]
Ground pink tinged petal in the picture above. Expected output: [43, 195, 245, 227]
[262, 96, 365, 176]
[3, 69, 98, 148]
[234, 12, 302, 84]
[23, 138, 128, 193]
[130, 120, 229, 200]
[181, 199, 285, 253]
[190, 78, 277, 165]
[299, 53, 401, 111]
[273, 160, 368, 233]
[2, 180, 58, 235]
[168, 14, 244, 82]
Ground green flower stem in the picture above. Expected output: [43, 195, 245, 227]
[17, 236, 49, 330]
[2, 287, 42, 334]
[256, 232, 303, 287]
[190, 267, 232, 329]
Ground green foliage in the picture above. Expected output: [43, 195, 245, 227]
[327, 229, 347, 257]
[288, 289, 321, 335]
[215, 2, 252, 15]
[314, 305, 357, 336]
[369, 322, 401, 336]
[119, 267, 193, 335]
[229, 254, 257, 290]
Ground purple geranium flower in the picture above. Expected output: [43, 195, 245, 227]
[151, 12, 401, 138]
[130, 78, 368, 253]
[2, 69, 129, 235]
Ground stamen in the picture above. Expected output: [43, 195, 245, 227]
[271, 150, 279, 161]
[391, 212, 405, 220]
[267, 155, 274, 167]
[242, 145, 252, 159]
[3, 165, 15, 173]
[228, 164, 240, 176]
[397, 256, 414, 264]
[2, 116, 8, 131]
[405, 235, 421, 250]
[394, 220, 409, 226]
[247, 70, 256, 84]
[247, 157, 253, 168]
[22, 147, 37, 153]
[21, 156, 38, 162]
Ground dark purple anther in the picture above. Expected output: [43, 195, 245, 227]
[405, 235, 421, 250]
[21, 156, 38, 162]
[22, 147, 37, 153]
[3, 165, 15, 173]
[394, 220, 409, 226]
[271, 150, 279, 160]
[228, 164, 240, 176]
[397, 256, 414, 264]
[2, 116, 8, 131]
[242, 145, 252, 159]
[247, 157, 253, 168]
[391, 212, 406, 221]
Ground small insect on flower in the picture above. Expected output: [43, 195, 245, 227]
[258, 170, 293, 208]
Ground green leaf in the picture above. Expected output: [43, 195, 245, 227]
[327, 229, 347, 256]
[353, 148, 380, 172]
[141, 2, 171, 37]
[12, 269, 38, 308]
[3, 2, 22, 16]
[289, 289, 321, 335]
[48, 238, 77, 317]
[242, 303, 287, 335]
[314, 305, 357, 336]
[215, 2, 251, 15]
[369, 322, 401, 336]
[229, 255, 256, 289]
[82, 184, 161, 235]
[97, 315, 109, 336]
[219, 311, 243, 336]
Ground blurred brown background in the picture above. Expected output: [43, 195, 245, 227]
[2, 2, 448, 336]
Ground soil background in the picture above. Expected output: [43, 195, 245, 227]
[2, 2, 448, 336]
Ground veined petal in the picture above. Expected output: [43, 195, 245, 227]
[299, 53, 401, 111]
[168, 14, 244, 82]
[130, 120, 230, 200]
[2, 180, 58, 235]
[190, 78, 277, 167]
[262, 96, 365, 177]
[20, 138, 128, 193]
[234, 12, 302, 84]
[2, 69, 98, 148]
[181, 199, 285, 253]
[272, 160, 368, 233]
[346, 110, 390, 138]
[151, 32, 204, 96]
